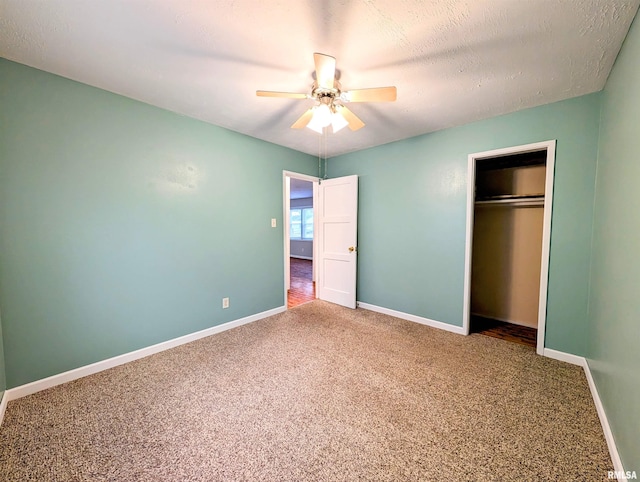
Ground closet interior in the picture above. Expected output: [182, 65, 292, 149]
[470, 150, 548, 348]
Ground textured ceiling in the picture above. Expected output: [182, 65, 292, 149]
[1, 1, 638, 157]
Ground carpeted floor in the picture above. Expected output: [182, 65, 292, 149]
[0, 301, 612, 481]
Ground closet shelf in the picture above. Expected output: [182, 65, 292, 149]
[475, 194, 544, 206]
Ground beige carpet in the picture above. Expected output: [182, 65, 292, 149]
[0, 301, 611, 481]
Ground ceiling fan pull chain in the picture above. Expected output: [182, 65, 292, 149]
[318, 135, 322, 178]
[324, 130, 329, 180]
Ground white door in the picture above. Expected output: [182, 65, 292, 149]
[317, 175, 358, 308]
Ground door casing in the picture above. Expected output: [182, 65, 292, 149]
[283, 171, 319, 307]
[462, 140, 556, 355]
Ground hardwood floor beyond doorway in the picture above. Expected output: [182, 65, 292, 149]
[471, 315, 537, 348]
[288, 258, 315, 308]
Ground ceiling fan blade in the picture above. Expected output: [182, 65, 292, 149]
[338, 106, 365, 131]
[314, 53, 336, 90]
[256, 90, 307, 99]
[291, 108, 315, 129]
[343, 86, 397, 102]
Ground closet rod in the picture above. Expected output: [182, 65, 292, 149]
[475, 197, 544, 207]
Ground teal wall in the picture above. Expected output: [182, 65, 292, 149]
[329, 93, 602, 355]
[588, 13, 640, 473]
[0, 59, 317, 388]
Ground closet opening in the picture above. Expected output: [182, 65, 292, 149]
[463, 141, 556, 354]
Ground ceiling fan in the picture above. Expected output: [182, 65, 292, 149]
[256, 53, 397, 133]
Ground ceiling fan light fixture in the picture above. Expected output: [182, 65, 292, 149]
[258, 53, 396, 135]
[306, 122, 324, 134]
[306, 111, 325, 133]
[314, 103, 332, 127]
[306, 104, 333, 133]
[331, 109, 349, 133]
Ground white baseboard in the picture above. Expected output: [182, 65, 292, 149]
[0, 391, 8, 426]
[543, 348, 627, 480]
[357, 302, 466, 335]
[5, 306, 285, 403]
[542, 348, 586, 367]
[583, 359, 628, 481]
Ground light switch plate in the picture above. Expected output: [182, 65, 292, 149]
[271, 218, 277, 228]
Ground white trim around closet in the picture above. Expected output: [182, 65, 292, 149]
[0, 391, 8, 426]
[462, 140, 556, 356]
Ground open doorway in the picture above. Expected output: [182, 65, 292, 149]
[288, 178, 315, 308]
[463, 140, 556, 355]
[283, 172, 319, 309]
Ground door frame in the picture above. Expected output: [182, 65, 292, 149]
[462, 140, 556, 355]
[283, 171, 319, 308]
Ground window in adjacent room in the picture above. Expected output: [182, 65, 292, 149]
[290, 207, 313, 240]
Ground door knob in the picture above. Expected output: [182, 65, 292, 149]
[348, 246, 357, 252]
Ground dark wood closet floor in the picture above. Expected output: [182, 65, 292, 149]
[471, 315, 537, 348]
[288, 258, 315, 309]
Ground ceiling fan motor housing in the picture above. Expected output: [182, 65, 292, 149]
[312, 79, 342, 106]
